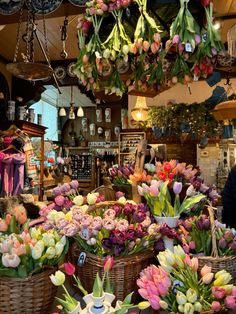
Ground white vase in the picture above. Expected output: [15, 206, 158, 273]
[69, 303, 82, 314]
[83, 293, 105, 314]
[154, 216, 179, 252]
[154, 215, 179, 228]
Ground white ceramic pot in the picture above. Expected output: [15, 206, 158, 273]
[154, 216, 179, 228]
[154, 216, 180, 252]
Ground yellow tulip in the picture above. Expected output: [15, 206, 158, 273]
[194, 301, 203, 312]
[221, 284, 234, 294]
[178, 304, 184, 313]
[50, 270, 65, 286]
[215, 270, 227, 279]
[214, 273, 232, 286]
[65, 211, 72, 221]
[186, 288, 198, 303]
[174, 245, 186, 259]
[46, 247, 56, 259]
[159, 300, 168, 310]
[184, 302, 194, 314]
[138, 301, 150, 310]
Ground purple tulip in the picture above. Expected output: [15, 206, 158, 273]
[112, 205, 122, 216]
[172, 34, 180, 45]
[125, 227, 135, 240]
[154, 239, 165, 253]
[60, 183, 71, 193]
[102, 238, 112, 250]
[114, 244, 125, 256]
[70, 180, 79, 189]
[110, 230, 125, 245]
[124, 203, 135, 216]
[63, 199, 74, 210]
[133, 210, 146, 223]
[202, 218, 210, 230]
[211, 48, 217, 56]
[219, 238, 227, 249]
[230, 240, 236, 250]
[52, 186, 62, 196]
[122, 166, 130, 177]
[173, 181, 183, 195]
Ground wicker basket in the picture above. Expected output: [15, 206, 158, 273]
[0, 267, 57, 314]
[70, 200, 153, 301]
[198, 204, 236, 285]
[70, 244, 153, 302]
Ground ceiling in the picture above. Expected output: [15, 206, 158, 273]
[0, 0, 236, 63]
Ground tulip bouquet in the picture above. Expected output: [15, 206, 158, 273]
[109, 164, 135, 186]
[0, 205, 27, 234]
[41, 196, 160, 257]
[137, 245, 236, 313]
[178, 215, 236, 257]
[0, 227, 68, 278]
[51, 258, 150, 314]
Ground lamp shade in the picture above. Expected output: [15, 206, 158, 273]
[77, 106, 84, 117]
[131, 96, 149, 122]
[59, 107, 66, 116]
[213, 100, 236, 121]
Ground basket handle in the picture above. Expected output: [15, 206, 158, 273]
[207, 201, 219, 258]
[88, 201, 125, 213]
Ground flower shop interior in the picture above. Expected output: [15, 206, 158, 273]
[2, 0, 236, 313]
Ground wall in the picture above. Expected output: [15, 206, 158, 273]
[0, 60, 11, 94]
[128, 78, 236, 126]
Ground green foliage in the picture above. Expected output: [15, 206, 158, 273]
[148, 100, 223, 138]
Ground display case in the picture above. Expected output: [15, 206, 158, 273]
[68, 147, 96, 193]
[118, 131, 146, 165]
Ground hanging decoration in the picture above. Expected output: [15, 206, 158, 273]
[73, 0, 224, 98]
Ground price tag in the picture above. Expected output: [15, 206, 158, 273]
[193, 74, 199, 81]
[202, 32, 208, 43]
[77, 252, 86, 267]
[185, 43, 192, 52]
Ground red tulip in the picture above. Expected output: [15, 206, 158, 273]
[201, 0, 211, 7]
[104, 256, 114, 272]
[64, 262, 75, 276]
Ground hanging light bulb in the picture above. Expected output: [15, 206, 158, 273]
[131, 96, 149, 122]
[59, 107, 66, 116]
[77, 106, 84, 117]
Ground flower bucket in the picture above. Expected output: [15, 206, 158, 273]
[0, 267, 57, 314]
[69, 243, 153, 302]
[154, 216, 179, 251]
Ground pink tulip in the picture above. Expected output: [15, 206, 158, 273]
[153, 33, 161, 43]
[225, 296, 236, 309]
[138, 288, 149, 299]
[142, 184, 150, 193]
[178, 43, 185, 53]
[212, 286, 226, 299]
[201, 265, 212, 277]
[195, 34, 201, 45]
[104, 256, 114, 272]
[54, 196, 65, 207]
[149, 185, 159, 197]
[64, 262, 75, 276]
[0, 219, 8, 232]
[143, 40, 150, 52]
[149, 295, 161, 310]
[172, 34, 180, 45]
[184, 254, 191, 266]
[190, 257, 198, 271]
[189, 241, 196, 250]
[202, 272, 214, 284]
[211, 301, 221, 312]
[232, 287, 236, 297]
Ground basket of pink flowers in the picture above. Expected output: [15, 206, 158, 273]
[68, 199, 158, 301]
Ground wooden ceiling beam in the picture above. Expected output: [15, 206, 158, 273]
[0, 2, 85, 25]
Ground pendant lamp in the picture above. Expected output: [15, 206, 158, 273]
[77, 106, 84, 117]
[59, 107, 66, 117]
[131, 96, 149, 122]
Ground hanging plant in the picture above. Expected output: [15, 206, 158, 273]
[192, 2, 224, 79]
[169, 0, 200, 53]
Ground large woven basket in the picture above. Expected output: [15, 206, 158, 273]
[198, 204, 236, 285]
[0, 267, 57, 314]
[71, 200, 153, 301]
[70, 244, 153, 301]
